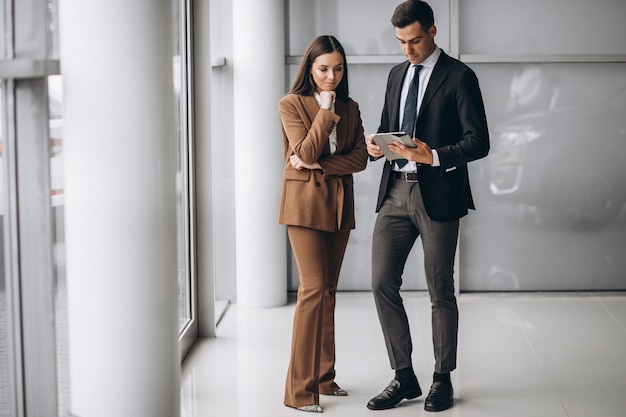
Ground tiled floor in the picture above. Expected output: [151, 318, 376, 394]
[181, 292, 626, 417]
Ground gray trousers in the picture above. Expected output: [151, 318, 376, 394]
[371, 177, 459, 374]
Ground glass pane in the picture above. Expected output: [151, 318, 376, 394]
[49, 74, 69, 417]
[460, 0, 626, 55]
[0, 0, 5, 58]
[287, 0, 450, 56]
[47, 0, 60, 59]
[462, 62, 626, 290]
[0, 79, 15, 417]
[0, 20, 6, 417]
[173, 1, 192, 333]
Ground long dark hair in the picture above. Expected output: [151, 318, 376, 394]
[289, 35, 350, 101]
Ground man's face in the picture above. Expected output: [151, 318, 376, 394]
[395, 21, 437, 65]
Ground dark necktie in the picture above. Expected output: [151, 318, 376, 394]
[397, 64, 423, 168]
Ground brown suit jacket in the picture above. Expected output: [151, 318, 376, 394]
[278, 93, 368, 232]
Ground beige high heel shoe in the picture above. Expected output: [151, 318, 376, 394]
[327, 387, 348, 396]
[297, 404, 323, 413]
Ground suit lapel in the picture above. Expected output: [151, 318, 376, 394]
[334, 99, 348, 153]
[302, 94, 339, 154]
[418, 52, 451, 119]
[302, 95, 321, 124]
[389, 61, 412, 131]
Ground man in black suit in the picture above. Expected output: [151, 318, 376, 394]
[366, 0, 489, 412]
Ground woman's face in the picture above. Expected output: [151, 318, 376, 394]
[310, 51, 344, 93]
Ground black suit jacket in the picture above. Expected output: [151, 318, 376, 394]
[375, 50, 490, 221]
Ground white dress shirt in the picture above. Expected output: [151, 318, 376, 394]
[395, 46, 441, 171]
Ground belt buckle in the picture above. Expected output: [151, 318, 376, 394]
[404, 172, 418, 183]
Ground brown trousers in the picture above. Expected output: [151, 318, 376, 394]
[284, 225, 350, 408]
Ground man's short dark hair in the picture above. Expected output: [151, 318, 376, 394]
[391, 0, 435, 29]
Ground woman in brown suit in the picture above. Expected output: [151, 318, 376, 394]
[279, 35, 368, 413]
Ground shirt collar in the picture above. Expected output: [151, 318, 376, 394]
[418, 46, 441, 70]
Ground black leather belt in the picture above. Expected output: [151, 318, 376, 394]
[392, 171, 418, 182]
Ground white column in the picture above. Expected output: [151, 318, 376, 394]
[233, 0, 287, 308]
[59, 1, 180, 416]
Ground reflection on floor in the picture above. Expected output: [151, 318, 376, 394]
[181, 292, 626, 417]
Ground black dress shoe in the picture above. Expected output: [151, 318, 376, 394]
[366, 378, 422, 410]
[424, 381, 453, 412]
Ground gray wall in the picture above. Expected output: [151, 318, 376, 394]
[285, 0, 626, 291]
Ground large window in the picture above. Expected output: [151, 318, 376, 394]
[0, 1, 199, 415]
[0, 0, 63, 414]
[0, 78, 14, 417]
[1, 2, 15, 413]
[48, 73, 69, 417]
[174, 0, 197, 356]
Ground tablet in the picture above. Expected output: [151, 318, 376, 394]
[371, 132, 415, 160]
